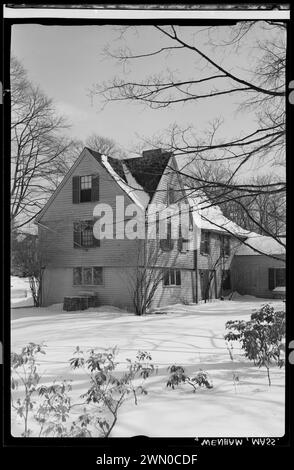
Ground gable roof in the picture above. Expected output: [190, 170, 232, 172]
[35, 147, 159, 223]
[235, 234, 286, 256]
[86, 147, 127, 182]
[185, 188, 250, 237]
[123, 149, 171, 198]
[35, 147, 91, 223]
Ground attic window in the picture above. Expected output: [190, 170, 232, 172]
[167, 186, 176, 206]
[160, 217, 174, 251]
[72, 174, 99, 204]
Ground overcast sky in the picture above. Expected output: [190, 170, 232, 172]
[11, 22, 285, 177]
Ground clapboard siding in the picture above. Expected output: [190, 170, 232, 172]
[38, 149, 142, 268]
[231, 254, 285, 298]
[148, 158, 194, 270]
[151, 269, 195, 309]
[197, 232, 242, 300]
[42, 266, 136, 310]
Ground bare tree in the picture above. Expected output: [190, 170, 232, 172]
[188, 160, 285, 237]
[127, 239, 167, 315]
[92, 22, 286, 243]
[11, 232, 46, 306]
[11, 57, 72, 230]
[85, 133, 126, 159]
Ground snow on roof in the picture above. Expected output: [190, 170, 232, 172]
[235, 234, 286, 256]
[185, 188, 250, 237]
[101, 155, 149, 210]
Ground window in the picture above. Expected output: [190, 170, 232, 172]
[167, 186, 176, 205]
[163, 268, 181, 286]
[268, 268, 285, 290]
[73, 267, 103, 286]
[80, 175, 92, 202]
[220, 235, 230, 257]
[73, 220, 100, 248]
[177, 223, 190, 253]
[72, 174, 99, 204]
[200, 231, 210, 255]
[177, 206, 191, 253]
[160, 217, 174, 251]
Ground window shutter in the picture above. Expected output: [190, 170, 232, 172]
[73, 222, 81, 248]
[91, 220, 100, 247]
[176, 270, 181, 285]
[268, 268, 275, 290]
[206, 232, 210, 255]
[91, 174, 99, 201]
[72, 176, 80, 204]
[177, 237, 183, 252]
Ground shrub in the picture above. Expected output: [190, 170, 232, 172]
[69, 347, 156, 436]
[11, 343, 155, 437]
[11, 342, 46, 436]
[224, 304, 285, 386]
[167, 365, 213, 392]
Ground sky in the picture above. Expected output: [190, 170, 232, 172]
[11, 22, 285, 177]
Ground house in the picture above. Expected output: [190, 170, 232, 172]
[35, 147, 285, 311]
[231, 235, 286, 298]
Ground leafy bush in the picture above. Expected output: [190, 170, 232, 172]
[11, 343, 156, 437]
[224, 304, 285, 386]
[167, 365, 213, 392]
[11, 342, 46, 436]
[69, 347, 156, 436]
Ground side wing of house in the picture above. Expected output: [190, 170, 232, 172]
[146, 155, 197, 308]
[37, 148, 141, 308]
[230, 236, 286, 298]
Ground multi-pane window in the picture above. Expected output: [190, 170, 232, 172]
[160, 217, 173, 251]
[73, 267, 103, 286]
[177, 207, 190, 253]
[167, 186, 176, 205]
[80, 175, 92, 202]
[73, 220, 100, 248]
[200, 230, 210, 255]
[268, 268, 286, 290]
[220, 235, 230, 257]
[163, 268, 181, 286]
[72, 174, 99, 204]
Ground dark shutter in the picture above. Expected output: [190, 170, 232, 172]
[206, 232, 210, 255]
[176, 270, 181, 285]
[72, 176, 80, 204]
[177, 223, 183, 252]
[91, 219, 100, 247]
[73, 222, 81, 248]
[91, 174, 99, 202]
[268, 268, 275, 290]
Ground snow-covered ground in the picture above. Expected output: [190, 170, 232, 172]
[11, 297, 285, 437]
[11, 276, 34, 308]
